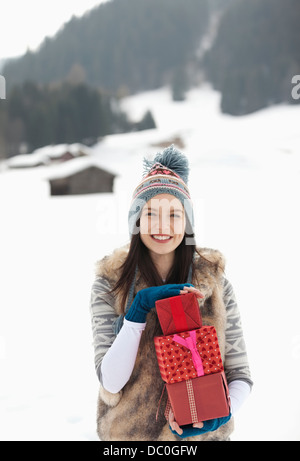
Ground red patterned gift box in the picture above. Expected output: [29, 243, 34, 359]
[154, 326, 224, 384]
[155, 293, 202, 336]
[166, 372, 230, 425]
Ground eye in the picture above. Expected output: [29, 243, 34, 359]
[145, 210, 157, 217]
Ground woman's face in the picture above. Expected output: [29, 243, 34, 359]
[139, 194, 186, 256]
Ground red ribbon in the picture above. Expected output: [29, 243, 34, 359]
[169, 296, 188, 332]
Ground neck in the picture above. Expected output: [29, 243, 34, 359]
[149, 251, 175, 281]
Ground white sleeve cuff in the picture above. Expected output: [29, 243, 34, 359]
[123, 318, 146, 330]
[228, 380, 251, 416]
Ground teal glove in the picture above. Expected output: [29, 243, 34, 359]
[125, 284, 193, 323]
[170, 413, 232, 439]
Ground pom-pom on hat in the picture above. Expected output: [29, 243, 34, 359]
[128, 145, 194, 237]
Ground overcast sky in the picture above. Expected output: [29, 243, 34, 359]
[1, 0, 108, 60]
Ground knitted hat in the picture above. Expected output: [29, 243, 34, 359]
[128, 145, 194, 237]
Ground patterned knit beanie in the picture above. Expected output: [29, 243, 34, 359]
[128, 145, 194, 238]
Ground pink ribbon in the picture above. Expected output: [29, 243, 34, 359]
[172, 330, 204, 377]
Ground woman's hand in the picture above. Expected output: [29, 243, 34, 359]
[180, 285, 204, 299]
[168, 408, 204, 436]
[125, 283, 201, 323]
[168, 407, 183, 435]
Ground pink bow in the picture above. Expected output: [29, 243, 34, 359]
[172, 330, 204, 377]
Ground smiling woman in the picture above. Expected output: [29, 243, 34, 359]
[89, 145, 252, 441]
[140, 194, 186, 249]
[113, 147, 196, 307]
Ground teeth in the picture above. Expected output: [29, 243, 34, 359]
[152, 235, 171, 240]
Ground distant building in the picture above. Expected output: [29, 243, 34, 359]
[7, 143, 90, 169]
[47, 157, 116, 196]
[46, 143, 90, 164]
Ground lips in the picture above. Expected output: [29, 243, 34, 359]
[151, 234, 173, 243]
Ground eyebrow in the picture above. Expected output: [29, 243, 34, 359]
[144, 207, 184, 213]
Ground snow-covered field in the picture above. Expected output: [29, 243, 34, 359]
[0, 85, 300, 441]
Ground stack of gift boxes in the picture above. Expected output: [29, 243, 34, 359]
[154, 293, 230, 426]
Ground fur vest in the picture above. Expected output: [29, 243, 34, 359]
[95, 246, 234, 441]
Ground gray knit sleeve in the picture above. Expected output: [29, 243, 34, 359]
[89, 276, 118, 380]
[223, 278, 253, 388]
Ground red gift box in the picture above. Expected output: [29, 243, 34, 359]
[154, 326, 224, 384]
[155, 293, 202, 336]
[166, 372, 230, 425]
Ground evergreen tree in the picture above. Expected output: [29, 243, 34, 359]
[2, 81, 134, 156]
[135, 110, 156, 131]
[205, 0, 300, 114]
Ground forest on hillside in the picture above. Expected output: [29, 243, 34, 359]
[3, 0, 210, 94]
[205, 0, 300, 115]
[0, 82, 156, 158]
[1, 0, 299, 158]
[1, 0, 210, 157]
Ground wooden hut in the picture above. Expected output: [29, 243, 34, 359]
[47, 157, 116, 196]
[7, 143, 90, 169]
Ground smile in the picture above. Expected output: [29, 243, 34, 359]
[151, 235, 173, 243]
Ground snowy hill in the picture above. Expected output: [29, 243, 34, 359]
[0, 85, 299, 441]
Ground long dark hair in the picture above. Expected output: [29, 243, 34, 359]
[111, 230, 196, 314]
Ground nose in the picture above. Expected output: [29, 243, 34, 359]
[149, 212, 171, 235]
[159, 211, 172, 235]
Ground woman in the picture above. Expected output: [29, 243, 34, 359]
[90, 146, 253, 441]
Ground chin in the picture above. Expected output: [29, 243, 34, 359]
[152, 246, 176, 255]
